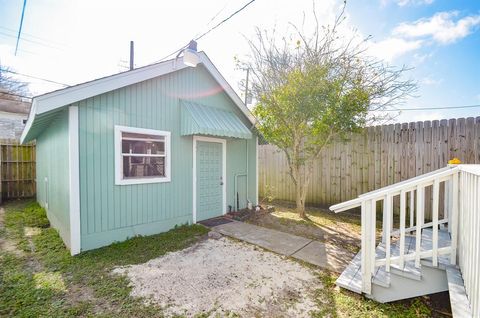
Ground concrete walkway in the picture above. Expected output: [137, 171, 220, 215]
[212, 220, 354, 273]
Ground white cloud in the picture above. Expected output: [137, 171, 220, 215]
[369, 37, 423, 62]
[369, 11, 480, 62]
[393, 11, 480, 44]
[380, 0, 434, 7]
[396, 0, 434, 7]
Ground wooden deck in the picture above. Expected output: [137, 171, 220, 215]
[336, 227, 452, 294]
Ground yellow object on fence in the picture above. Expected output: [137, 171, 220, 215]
[448, 158, 461, 164]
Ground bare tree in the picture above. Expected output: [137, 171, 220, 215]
[239, 2, 416, 217]
[0, 66, 31, 114]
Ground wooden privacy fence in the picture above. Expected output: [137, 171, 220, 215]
[259, 117, 480, 218]
[0, 139, 36, 203]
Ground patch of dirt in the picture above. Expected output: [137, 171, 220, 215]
[113, 237, 320, 317]
[0, 237, 25, 257]
[248, 207, 361, 253]
[424, 292, 453, 317]
[0, 208, 26, 258]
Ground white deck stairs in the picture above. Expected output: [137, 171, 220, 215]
[330, 165, 479, 317]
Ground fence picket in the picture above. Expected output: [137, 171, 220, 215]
[0, 139, 36, 202]
[259, 118, 480, 214]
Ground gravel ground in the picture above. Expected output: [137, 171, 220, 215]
[113, 237, 321, 317]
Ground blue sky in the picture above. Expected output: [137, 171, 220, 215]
[0, 0, 479, 123]
[347, 0, 480, 121]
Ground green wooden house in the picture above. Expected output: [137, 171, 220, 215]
[21, 52, 258, 255]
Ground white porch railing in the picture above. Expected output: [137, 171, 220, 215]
[330, 165, 479, 306]
[457, 165, 480, 317]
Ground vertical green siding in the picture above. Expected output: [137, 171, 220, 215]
[226, 138, 257, 210]
[78, 65, 257, 251]
[36, 108, 71, 247]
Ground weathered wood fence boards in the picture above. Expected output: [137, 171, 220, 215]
[259, 117, 480, 216]
[0, 139, 36, 202]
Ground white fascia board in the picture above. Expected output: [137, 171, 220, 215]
[23, 52, 256, 142]
[20, 99, 37, 144]
[36, 59, 189, 115]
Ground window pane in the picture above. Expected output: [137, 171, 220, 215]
[123, 156, 166, 178]
[122, 139, 165, 155]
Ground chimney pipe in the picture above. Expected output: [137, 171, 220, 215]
[129, 41, 134, 70]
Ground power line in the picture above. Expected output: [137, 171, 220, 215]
[0, 31, 63, 50]
[195, 0, 255, 41]
[0, 69, 69, 87]
[0, 26, 66, 48]
[383, 104, 480, 112]
[203, 0, 232, 29]
[151, 0, 256, 64]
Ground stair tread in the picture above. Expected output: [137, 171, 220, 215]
[372, 265, 390, 287]
[336, 251, 362, 293]
[421, 228, 451, 249]
[420, 228, 452, 268]
[446, 266, 473, 317]
[375, 235, 422, 280]
[337, 226, 453, 295]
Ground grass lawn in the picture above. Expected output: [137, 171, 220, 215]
[0, 199, 208, 317]
[0, 199, 447, 317]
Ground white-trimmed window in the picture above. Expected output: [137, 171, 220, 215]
[115, 125, 171, 185]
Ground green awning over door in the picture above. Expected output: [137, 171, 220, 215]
[180, 100, 252, 139]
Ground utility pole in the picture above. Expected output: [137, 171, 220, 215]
[129, 41, 134, 70]
[244, 68, 250, 105]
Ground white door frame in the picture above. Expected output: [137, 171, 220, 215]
[192, 135, 227, 224]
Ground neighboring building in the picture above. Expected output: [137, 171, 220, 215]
[0, 91, 30, 140]
[21, 52, 258, 255]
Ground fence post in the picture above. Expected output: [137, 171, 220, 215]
[450, 171, 459, 264]
[361, 200, 373, 294]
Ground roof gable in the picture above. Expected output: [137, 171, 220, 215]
[21, 52, 254, 143]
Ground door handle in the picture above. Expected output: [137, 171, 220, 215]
[220, 182, 224, 186]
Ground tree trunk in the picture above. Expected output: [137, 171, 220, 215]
[294, 160, 314, 219]
[295, 175, 307, 219]
[295, 190, 306, 218]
